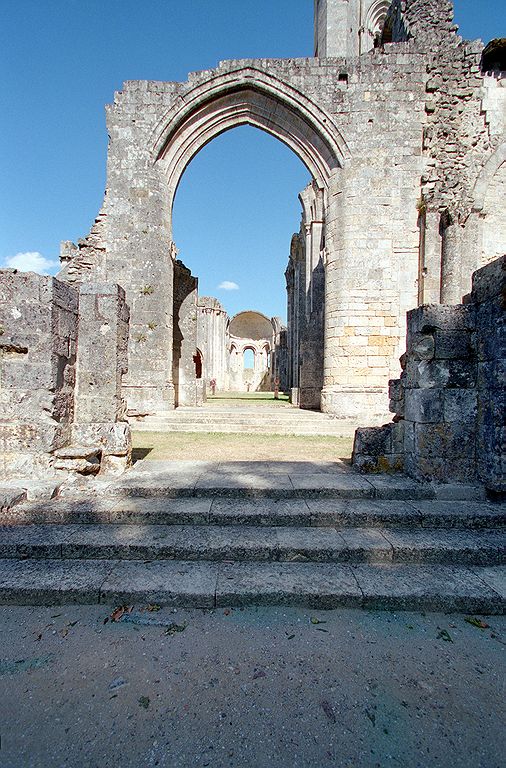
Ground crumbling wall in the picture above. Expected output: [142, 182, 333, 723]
[67, 282, 131, 475]
[172, 260, 201, 407]
[197, 297, 228, 390]
[353, 256, 505, 493]
[0, 272, 78, 476]
[0, 274, 132, 479]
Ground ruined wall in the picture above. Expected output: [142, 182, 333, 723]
[62, 1, 504, 428]
[0, 272, 78, 476]
[197, 297, 228, 390]
[70, 283, 131, 474]
[172, 260, 202, 407]
[353, 256, 505, 493]
[0, 274, 132, 478]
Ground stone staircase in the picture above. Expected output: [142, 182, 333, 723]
[0, 461, 504, 612]
[131, 405, 358, 436]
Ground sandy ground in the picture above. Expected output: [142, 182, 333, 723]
[0, 604, 504, 767]
[132, 433, 354, 463]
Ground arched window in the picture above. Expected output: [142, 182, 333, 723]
[243, 348, 255, 370]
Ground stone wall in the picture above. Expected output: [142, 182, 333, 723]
[172, 260, 201, 407]
[70, 283, 131, 474]
[197, 297, 228, 391]
[0, 273, 131, 479]
[0, 272, 78, 476]
[353, 256, 505, 493]
[53, 1, 503, 428]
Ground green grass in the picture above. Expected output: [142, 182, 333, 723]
[132, 431, 354, 463]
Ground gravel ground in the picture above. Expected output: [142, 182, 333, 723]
[0, 605, 504, 767]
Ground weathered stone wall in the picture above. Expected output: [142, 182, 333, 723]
[353, 256, 505, 493]
[172, 260, 200, 407]
[0, 272, 78, 476]
[197, 297, 228, 391]
[58, 1, 504, 429]
[0, 274, 132, 478]
[70, 282, 131, 474]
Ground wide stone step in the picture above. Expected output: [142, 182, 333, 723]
[133, 422, 356, 436]
[0, 558, 503, 613]
[5, 498, 505, 529]
[0, 524, 504, 566]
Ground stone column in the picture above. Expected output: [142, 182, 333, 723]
[440, 213, 463, 304]
[72, 283, 131, 473]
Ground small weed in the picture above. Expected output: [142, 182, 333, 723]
[147, 322, 158, 331]
[141, 285, 154, 295]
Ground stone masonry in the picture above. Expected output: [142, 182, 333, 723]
[0, 273, 131, 480]
[53, 0, 504, 429]
[353, 256, 505, 494]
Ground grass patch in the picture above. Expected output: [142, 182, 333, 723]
[132, 431, 354, 463]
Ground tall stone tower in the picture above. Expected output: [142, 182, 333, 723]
[314, 0, 391, 58]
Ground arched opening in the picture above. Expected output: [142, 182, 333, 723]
[161, 72, 345, 411]
[243, 348, 255, 371]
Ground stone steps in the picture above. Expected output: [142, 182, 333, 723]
[5, 498, 505, 529]
[1, 461, 504, 612]
[0, 558, 503, 613]
[132, 407, 357, 435]
[0, 523, 504, 566]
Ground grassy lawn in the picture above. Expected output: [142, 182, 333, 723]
[132, 431, 354, 463]
[207, 392, 292, 407]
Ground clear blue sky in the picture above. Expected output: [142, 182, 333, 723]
[1, 1, 504, 320]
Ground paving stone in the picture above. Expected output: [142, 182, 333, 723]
[337, 528, 393, 562]
[351, 564, 504, 613]
[289, 473, 374, 497]
[307, 499, 422, 527]
[61, 525, 211, 560]
[194, 474, 294, 493]
[0, 488, 27, 510]
[100, 560, 218, 607]
[107, 475, 202, 497]
[0, 559, 113, 604]
[108, 498, 212, 525]
[209, 499, 311, 526]
[432, 484, 487, 501]
[215, 562, 361, 608]
[1, 499, 114, 525]
[381, 529, 506, 565]
[275, 527, 349, 562]
[0, 525, 69, 558]
[411, 501, 506, 528]
[470, 566, 506, 600]
[365, 475, 435, 500]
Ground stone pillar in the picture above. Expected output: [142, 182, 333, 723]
[173, 260, 199, 407]
[419, 209, 443, 305]
[314, 0, 360, 58]
[0, 272, 78, 477]
[71, 283, 131, 473]
[440, 213, 463, 304]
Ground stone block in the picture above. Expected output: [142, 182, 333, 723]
[444, 390, 477, 423]
[404, 389, 444, 423]
[471, 255, 505, 304]
[434, 330, 472, 360]
[409, 333, 435, 360]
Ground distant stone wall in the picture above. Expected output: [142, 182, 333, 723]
[353, 256, 505, 493]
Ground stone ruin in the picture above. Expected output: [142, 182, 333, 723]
[0, 0, 504, 491]
[0, 275, 131, 484]
[353, 255, 505, 495]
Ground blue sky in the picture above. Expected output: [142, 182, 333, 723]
[1, 0, 504, 320]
